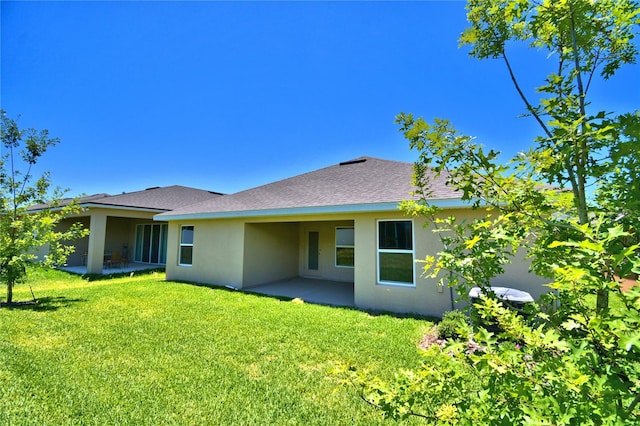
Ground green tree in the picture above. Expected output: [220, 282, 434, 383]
[0, 110, 88, 304]
[460, 0, 640, 311]
[342, 0, 640, 423]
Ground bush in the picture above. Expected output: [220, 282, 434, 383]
[437, 310, 467, 340]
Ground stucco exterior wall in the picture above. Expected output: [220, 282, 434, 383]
[433, 209, 549, 304]
[105, 217, 136, 260]
[243, 222, 300, 287]
[488, 249, 549, 300]
[352, 211, 454, 317]
[161, 207, 548, 318]
[53, 207, 165, 272]
[53, 217, 90, 266]
[165, 218, 358, 289]
[352, 208, 547, 318]
[164, 219, 246, 287]
[298, 221, 355, 283]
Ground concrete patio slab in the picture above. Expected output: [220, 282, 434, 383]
[246, 277, 355, 307]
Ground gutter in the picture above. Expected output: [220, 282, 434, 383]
[154, 198, 474, 221]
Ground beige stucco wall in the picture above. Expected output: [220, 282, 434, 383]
[38, 206, 175, 272]
[105, 217, 137, 260]
[488, 249, 549, 300]
[164, 218, 357, 289]
[429, 208, 549, 304]
[165, 219, 246, 287]
[243, 222, 300, 287]
[298, 221, 355, 282]
[352, 211, 454, 317]
[161, 207, 548, 318]
[52, 209, 162, 268]
[50, 216, 90, 266]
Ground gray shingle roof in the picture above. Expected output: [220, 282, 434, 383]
[158, 156, 459, 219]
[31, 186, 223, 212]
[91, 185, 223, 210]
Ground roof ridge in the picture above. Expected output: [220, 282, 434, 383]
[103, 185, 217, 199]
[228, 155, 411, 197]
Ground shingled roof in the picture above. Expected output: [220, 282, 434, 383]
[157, 156, 461, 220]
[88, 185, 224, 211]
[31, 185, 223, 212]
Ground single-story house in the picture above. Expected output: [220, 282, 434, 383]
[41, 186, 223, 274]
[154, 156, 547, 317]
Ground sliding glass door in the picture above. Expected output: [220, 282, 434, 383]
[134, 224, 168, 264]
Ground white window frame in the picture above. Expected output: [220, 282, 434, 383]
[179, 225, 194, 267]
[335, 226, 355, 268]
[376, 219, 415, 287]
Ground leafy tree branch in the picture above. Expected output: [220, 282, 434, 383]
[1, 110, 88, 304]
[342, 1, 640, 423]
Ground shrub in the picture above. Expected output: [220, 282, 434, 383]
[436, 310, 467, 340]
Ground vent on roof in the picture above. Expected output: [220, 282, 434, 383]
[209, 191, 225, 196]
[145, 186, 160, 191]
[339, 158, 367, 166]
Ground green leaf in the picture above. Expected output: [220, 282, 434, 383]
[465, 235, 482, 249]
[620, 334, 640, 351]
[577, 240, 603, 252]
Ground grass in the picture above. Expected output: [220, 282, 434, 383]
[0, 267, 431, 425]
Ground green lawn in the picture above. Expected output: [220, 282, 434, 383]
[0, 268, 430, 425]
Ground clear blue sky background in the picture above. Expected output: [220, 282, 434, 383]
[1, 1, 638, 196]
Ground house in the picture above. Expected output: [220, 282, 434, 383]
[46, 186, 223, 274]
[154, 157, 547, 317]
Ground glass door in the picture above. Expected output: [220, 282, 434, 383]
[308, 231, 319, 271]
[135, 224, 168, 264]
[304, 230, 321, 277]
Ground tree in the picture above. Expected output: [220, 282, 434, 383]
[0, 110, 88, 304]
[460, 0, 640, 312]
[342, 1, 640, 423]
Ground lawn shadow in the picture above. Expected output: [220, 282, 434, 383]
[240, 289, 439, 321]
[81, 268, 165, 282]
[173, 278, 437, 322]
[0, 295, 87, 312]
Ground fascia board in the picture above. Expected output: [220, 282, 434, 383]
[154, 198, 473, 221]
[82, 204, 168, 213]
[29, 203, 168, 214]
[78, 203, 168, 213]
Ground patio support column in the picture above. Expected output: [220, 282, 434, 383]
[86, 212, 107, 274]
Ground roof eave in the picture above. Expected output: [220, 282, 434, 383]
[154, 198, 471, 221]
[28, 203, 169, 214]
[79, 203, 169, 213]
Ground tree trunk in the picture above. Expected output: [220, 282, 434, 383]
[596, 288, 609, 313]
[6, 279, 13, 304]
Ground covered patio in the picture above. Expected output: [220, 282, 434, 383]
[246, 277, 355, 307]
[37, 186, 223, 275]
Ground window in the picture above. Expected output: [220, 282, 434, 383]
[377, 220, 414, 285]
[179, 225, 194, 266]
[335, 227, 354, 267]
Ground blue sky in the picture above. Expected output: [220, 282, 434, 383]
[1, 1, 638, 197]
